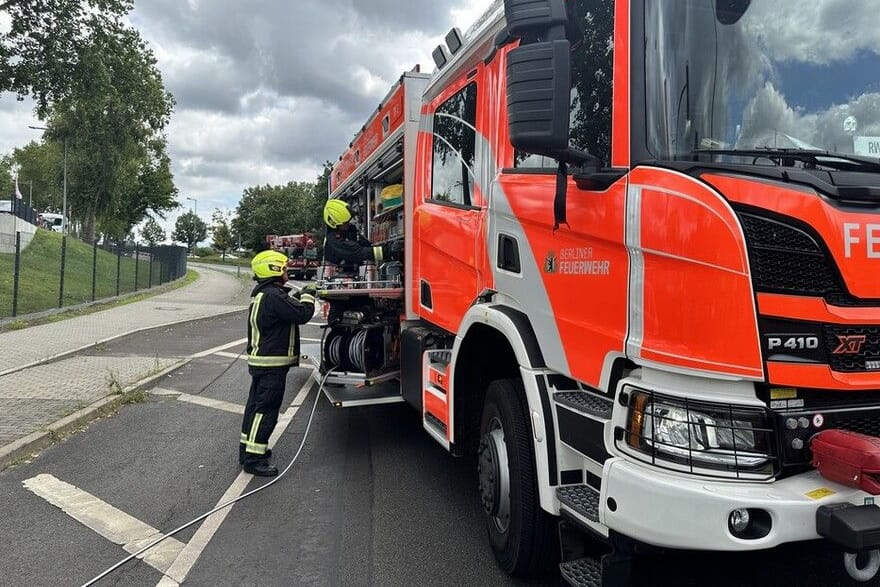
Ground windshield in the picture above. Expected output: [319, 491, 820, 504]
[644, 0, 880, 161]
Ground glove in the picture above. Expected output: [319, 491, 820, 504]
[297, 283, 318, 305]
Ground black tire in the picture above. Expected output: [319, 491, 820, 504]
[479, 378, 557, 576]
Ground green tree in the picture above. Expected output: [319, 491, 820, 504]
[36, 17, 175, 242]
[210, 209, 234, 259]
[232, 181, 318, 250]
[139, 216, 165, 247]
[4, 140, 63, 212]
[172, 211, 207, 252]
[0, 157, 13, 199]
[0, 0, 133, 118]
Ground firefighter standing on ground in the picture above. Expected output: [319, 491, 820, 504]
[323, 199, 402, 269]
[240, 250, 316, 477]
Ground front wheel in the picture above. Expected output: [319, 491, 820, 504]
[478, 378, 557, 576]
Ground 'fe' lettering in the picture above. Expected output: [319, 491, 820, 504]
[844, 223, 880, 258]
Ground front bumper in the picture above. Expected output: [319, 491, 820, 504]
[602, 457, 876, 551]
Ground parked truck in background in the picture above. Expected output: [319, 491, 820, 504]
[313, 1, 880, 584]
[266, 233, 319, 280]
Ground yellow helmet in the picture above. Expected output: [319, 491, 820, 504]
[323, 199, 352, 229]
[251, 250, 288, 279]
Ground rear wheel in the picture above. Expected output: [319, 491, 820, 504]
[478, 378, 557, 576]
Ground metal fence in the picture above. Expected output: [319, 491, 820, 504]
[1, 228, 188, 319]
[1, 198, 40, 226]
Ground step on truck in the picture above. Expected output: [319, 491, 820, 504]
[311, 0, 880, 584]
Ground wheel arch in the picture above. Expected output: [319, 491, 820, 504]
[449, 305, 543, 442]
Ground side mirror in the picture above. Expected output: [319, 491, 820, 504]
[506, 39, 571, 156]
[715, 0, 751, 25]
[503, 0, 567, 38]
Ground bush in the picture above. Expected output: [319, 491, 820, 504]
[194, 246, 214, 258]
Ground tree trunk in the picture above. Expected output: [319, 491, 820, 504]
[83, 210, 97, 244]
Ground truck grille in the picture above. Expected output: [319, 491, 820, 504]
[749, 248, 837, 294]
[738, 211, 879, 307]
[824, 326, 880, 372]
[836, 413, 880, 438]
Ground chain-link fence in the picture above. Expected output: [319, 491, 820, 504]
[0, 226, 188, 319]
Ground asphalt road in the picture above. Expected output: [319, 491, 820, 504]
[0, 312, 875, 586]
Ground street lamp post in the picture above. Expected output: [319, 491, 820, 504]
[28, 125, 66, 235]
[185, 197, 197, 216]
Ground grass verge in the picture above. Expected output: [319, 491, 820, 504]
[0, 268, 199, 332]
[0, 230, 187, 317]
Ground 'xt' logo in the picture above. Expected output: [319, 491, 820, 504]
[833, 335, 867, 355]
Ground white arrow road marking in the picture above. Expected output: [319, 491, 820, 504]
[189, 337, 248, 359]
[174, 393, 245, 415]
[149, 388, 245, 415]
[23, 368, 315, 586]
[213, 351, 246, 360]
[158, 369, 316, 586]
[22, 474, 186, 575]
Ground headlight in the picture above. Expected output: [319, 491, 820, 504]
[621, 389, 777, 479]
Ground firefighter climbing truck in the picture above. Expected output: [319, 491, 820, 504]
[266, 233, 319, 280]
[314, 0, 880, 584]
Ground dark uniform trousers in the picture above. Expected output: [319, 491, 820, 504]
[240, 366, 289, 465]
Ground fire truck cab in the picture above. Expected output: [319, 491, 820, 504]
[315, 1, 880, 584]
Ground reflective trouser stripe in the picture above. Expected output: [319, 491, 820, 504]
[239, 433, 268, 454]
[245, 413, 267, 454]
[373, 246, 384, 263]
[247, 355, 298, 367]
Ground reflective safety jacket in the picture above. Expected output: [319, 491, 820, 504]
[324, 225, 387, 268]
[246, 280, 315, 368]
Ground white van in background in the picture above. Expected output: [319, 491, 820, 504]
[40, 213, 64, 232]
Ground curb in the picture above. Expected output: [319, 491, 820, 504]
[0, 358, 192, 472]
[0, 307, 247, 379]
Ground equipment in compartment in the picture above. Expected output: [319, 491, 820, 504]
[323, 324, 398, 375]
[320, 297, 402, 384]
[380, 183, 403, 210]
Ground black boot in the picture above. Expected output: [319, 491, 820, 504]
[243, 460, 278, 477]
[239, 446, 271, 465]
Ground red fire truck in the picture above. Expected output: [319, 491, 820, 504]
[314, 1, 880, 584]
[266, 233, 319, 279]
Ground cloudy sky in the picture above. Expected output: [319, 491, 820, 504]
[0, 0, 494, 232]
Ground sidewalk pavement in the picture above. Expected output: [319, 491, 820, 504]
[0, 264, 252, 469]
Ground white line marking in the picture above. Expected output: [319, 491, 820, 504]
[214, 350, 246, 360]
[150, 388, 245, 415]
[189, 337, 248, 359]
[23, 474, 185, 575]
[159, 368, 316, 585]
[174, 393, 245, 415]
[149, 387, 182, 397]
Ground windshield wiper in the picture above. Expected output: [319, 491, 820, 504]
[688, 148, 880, 173]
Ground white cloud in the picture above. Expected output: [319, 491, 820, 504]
[3, 0, 495, 229]
[744, 1, 880, 65]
